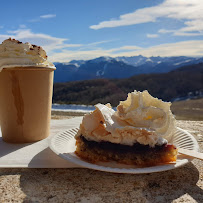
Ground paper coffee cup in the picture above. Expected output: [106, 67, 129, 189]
[0, 67, 54, 143]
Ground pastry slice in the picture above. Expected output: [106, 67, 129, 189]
[75, 91, 177, 167]
[75, 135, 177, 166]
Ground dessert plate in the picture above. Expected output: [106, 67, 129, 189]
[49, 127, 199, 174]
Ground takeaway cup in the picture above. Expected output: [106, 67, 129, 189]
[0, 66, 54, 143]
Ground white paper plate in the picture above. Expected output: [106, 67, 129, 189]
[49, 127, 199, 174]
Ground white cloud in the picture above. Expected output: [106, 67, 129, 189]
[50, 49, 110, 62]
[0, 28, 202, 62]
[50, 40, 203, 62]
[174, 32, 203, 36]
[158, 29, 175, 34]
[107, 46, 142, 53]
[78, 39, 119, 51]
[87, 39, 118, 46]
[28, 18, 40, 23]
[40, 14, 56, 19]
[159, 28, 203, 36]
[0, 29, 82, 56]
[146, 34, 159, 38]
[28, 14, 56, 22]
[111, 40, 203, 57]
[50, 45, 144, 62]
[119, 46, 142, 50]
[19, 24, 26, 29]
[90, 0, 203, 36]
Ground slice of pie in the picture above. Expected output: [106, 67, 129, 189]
[75, 90, 177, 167]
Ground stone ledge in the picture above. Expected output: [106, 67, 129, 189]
[0, 120, 202, 202]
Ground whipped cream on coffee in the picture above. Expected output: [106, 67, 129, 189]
[76, 90, 176, 147]
[0, 38, 55, 71]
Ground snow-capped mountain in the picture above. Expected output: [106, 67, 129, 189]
[68, 60, 85, 67]
[54, 55, 203, 82]
[115, 55, 149, 66]
[116, 56, 202, 69]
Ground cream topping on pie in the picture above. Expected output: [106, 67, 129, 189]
[76, 90, 176, 147]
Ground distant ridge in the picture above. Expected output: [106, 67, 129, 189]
[54, 55, 203, 82]
[53, 63, 203, 106]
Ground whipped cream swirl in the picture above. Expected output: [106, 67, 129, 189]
[76, 90, 176, 147]
[0, 38, 55, 71]
[117, 90, 176, 142]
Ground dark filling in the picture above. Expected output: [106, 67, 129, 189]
[80, 135, 171, 154]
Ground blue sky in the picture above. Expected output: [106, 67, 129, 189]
[0, 0, 203, 62]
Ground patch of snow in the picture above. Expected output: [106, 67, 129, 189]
[96, 70, 100, 76]
[73, 63, 80, 68]
[146, 58, 152, 62]
[92, 56, 113, 63]
[96, 64, 108, 76]
[174, 59, 192, 66]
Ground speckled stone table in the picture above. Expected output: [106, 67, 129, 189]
[0, 120, 202, 203]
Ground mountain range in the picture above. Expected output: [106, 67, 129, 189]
[53, 63, 203, 106]
[54, 55, 203, 82]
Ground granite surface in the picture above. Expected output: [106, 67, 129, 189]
[0, 120, 202, 203]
